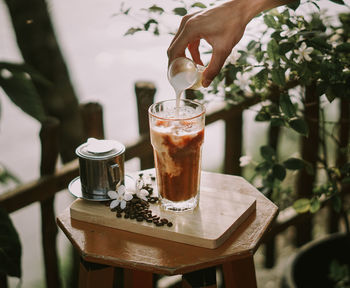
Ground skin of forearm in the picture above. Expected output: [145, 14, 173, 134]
[226, 0, 297, 25]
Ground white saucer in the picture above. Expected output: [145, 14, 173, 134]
[68, 174, 135, 201]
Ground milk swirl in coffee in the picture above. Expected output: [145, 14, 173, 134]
[149, 61, 205, 211]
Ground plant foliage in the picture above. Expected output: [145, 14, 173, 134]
[0, 207, 22, 278]
[121, 0, 350, 219]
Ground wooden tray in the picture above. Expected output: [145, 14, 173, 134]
[70, 173, 256, 249]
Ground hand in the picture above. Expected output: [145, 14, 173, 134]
[167, 0, 252, 87]
[167, 0, 295, 87]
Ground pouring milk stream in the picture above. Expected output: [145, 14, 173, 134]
[167, 57, 204, 110]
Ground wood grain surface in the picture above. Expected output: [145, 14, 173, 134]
[57, 171, 278, 275]
[70, 180, 256, 249]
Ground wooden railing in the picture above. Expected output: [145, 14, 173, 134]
[0, 81, 348, 287]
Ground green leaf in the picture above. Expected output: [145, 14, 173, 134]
[279, 42, 295, 54]
[173, 7, 187, 16]
[148, 5, 164, 13]
[153, 26, 160, 36]
[255, 107, 270, 121]
[144, 19, 158, 31]
[310, 1, 321, 10]
[272, 164, 286, 181]
[293, 198, 310, 213]
[271, 68, 286, 86]
[0, 207, 22, 277]
[335, 43, 350, 53]
[256, 51, 265, 62]
[0, 68, 46, 123]
[264, 14, 278, 29]
[287, 0, 300, 10]
[307, 37, 332, 51]
[283, 158, 305, 170]
[271, 31, 283, 42]
[0, 62, 51, 87]
[260, 145, 275, 162]
[341, 177, 350, 185]
[310, 197, 321, 213]
[316, 80, 328, 97]
[270, 115, 285, 127]
[255, 161, 272, 175]
[253, 68, 268, 90]
[124, 27, 142, 35]
[332, 195, 342, 213]
[279, 93, 295, 117]
[289, 117, 309, 136]
[267, 39, 280, 61]
[329, 0, 345, 4]
[191, 2, 207, 8]
[247, 40, 258, 51]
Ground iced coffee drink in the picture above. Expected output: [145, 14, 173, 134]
[149, 99, 205, 211]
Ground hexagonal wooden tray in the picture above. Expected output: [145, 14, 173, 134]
[70, 171, 256, 249]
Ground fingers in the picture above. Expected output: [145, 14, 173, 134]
[188, 40, 204, 66]
[167, 14, 194, 65]
[167, 12, 202, 65]
[202, 47, 230, 87]
[169, 14, 190, 48]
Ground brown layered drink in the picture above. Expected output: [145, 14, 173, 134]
[149, 99, 205, 211]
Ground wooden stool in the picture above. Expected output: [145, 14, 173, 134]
[57, 172, 278, 288]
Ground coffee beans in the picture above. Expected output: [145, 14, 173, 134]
[103, 173, 173, 229]
[111, 194, 172, 228]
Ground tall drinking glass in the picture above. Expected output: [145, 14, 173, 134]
[148, 99, 205, 211]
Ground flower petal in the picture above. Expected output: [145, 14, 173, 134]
[124, 193, 133, 201]
[304, 54, 312, 62]
[305, 47, 314, 54]
[117, 185, 126, 195]
[107, 190, 118, 199]
[110, 199, 119, 209]
[136, 179, 144, 190]
[120, 200, 126, 210]
[239, 155, 252, 167]
[139, 194, 148, 202]
[140, 189, 149, 197]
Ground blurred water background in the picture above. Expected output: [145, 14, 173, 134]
[0, 0, 347, 286]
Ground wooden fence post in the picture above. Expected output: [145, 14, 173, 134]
[0, 274, 8, 288]
[39, 117, 61, 288]
[135, 81, 156, 170]
[329, 98, 349, 232]
[295, 81, 319, 247]
[64, 102, 107, 287]
[224, 112, 243, 175]
[80, 102, 105, 140]
[264, 110, 281, 268]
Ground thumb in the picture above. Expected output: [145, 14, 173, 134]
[202, 48, 229, 87]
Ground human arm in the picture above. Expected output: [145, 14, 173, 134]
[167, 0, 297, 87]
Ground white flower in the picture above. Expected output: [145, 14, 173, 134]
[0, 69, 12, 79]
[239, 155, 252, 167]
[280, 25, 298, 38]
[225, 50, 241, 65]
[294, 42, 313, 63]
[234, 72, 251, 91]
[137, 189, 149, 201]
[135, 178, 149, 201]
[108, 185, 133, 210]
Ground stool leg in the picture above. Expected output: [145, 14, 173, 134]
[123, 268, 153, 288]
[182, 267, 217, 288]
[222, 255, 257, 288]
[79, 259, 114, 288]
